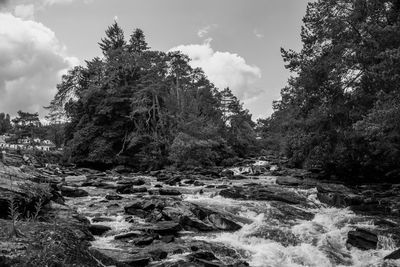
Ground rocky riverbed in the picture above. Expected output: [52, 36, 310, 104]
[1, 153, 400, 266]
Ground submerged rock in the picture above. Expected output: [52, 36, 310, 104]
[346, 228, 378, 250]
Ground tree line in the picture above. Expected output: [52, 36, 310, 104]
[47, 23, 258, 169]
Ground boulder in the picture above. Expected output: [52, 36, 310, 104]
[105, 194, 123, 200]
[159, 188, 181, 196]
[346, 228, 378, 250]
[114, 231, 143, 240]
[134, 236, 154, 246]
[384, 248, 400, 260]
[60, 186, 89, 198]
[88, 224, 111, 236]
[208, 214, 241, 231]
[153, 221, 182, 235]
[317, 183, 362, 207]
[131, 179, 146, 186]
[149, 249, 168, 261]
[180, 216, 214, 231]
[276, 176, 302, 186]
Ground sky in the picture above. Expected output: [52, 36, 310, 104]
[0, 0, 310, 120]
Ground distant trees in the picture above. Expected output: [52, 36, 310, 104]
[0, 113, 11, 134]
[260, 0, 400, 180]
[47, 22, 257, 169]
[12, 111, 42, 141]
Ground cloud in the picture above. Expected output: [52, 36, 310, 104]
[197, 24, 217, 38]
[0, 13, 78, 116]
[0, 0, 8, 6]
[14, 4, 35, 20]
[254, 29, 264, 39]
[43, 0, 93, 5]
[170, 40, 262, 101]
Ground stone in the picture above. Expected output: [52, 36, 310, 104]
[105, 194, 123, 200]
[131, 179, 146, 186]
[346, 228, 378, 250]
[208, 214, 241, 231]
[60, 186, 89, 198]
[180, 216, 214, 231]
[92, 217, 114, 223]
[88, 224, 111, 236]
[159, 188, 182, 196]
[276, 176, 302, 186]
[149, 249, 168, 260]
[384, 248, 400, 260]
[131, 186, 148, 194]
[161, 235, 175, 243]
[134, 236, 154, 246]
[220, 169, 235, 178]
[153, 221, 182, 235]
[114, 231, 143, 240]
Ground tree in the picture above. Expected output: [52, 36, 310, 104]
[0, 113, 11, 134]
[48, 24, 252, 169]
[263, 0, 400, 179]
[12, 111, 42, 141]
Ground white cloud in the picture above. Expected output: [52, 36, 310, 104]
[197, 24, 217, 38]
[0, 13, 78, 116]
[43, 0, 93, 5]
[254, 29, 264, 39]
[170, 40, 262, 101]
[14, 4, 34, 20]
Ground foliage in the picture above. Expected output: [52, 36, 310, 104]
[260, 0, 400, 180]
[0, 113, 11, 134]
[48, 22, 257, 169]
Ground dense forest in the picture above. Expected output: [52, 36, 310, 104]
[258, 0, 400, 181]
[47, 24, 258, 169]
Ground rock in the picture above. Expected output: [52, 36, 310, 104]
[384, 248, 400, 260]
[149, 249, 168, 260]
[105, 194, 123, 200]
[90, 248, 150, 267]
[92, 217, 114, 223]
[161, 235, 175, 243]
[180, 216, 214, 231]
[317, 183, 363, 207]
[117, 185, 147, 194]
[276, 176, 302, 186]
[189, 251, 217, 261]
[346, 228, 378, 250]
[114, 231, 143, 240]
[153, 221, 182, 235]
[88, 224, 111, 236]
[220, 169, 234, 178]
[159, 188, 182, 196]
[131, 186, 148, 193]
[60, 186, 89, 197]
[208, 214, 241, 231]
[193, 181, 205, 186]
[131, 179, 146, 186]
[113, 165, 134, 174]
[134, 236, 154, 246]
[219, 185, 305, 205]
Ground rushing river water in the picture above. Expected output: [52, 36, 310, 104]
[65, 165, 400, 267]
